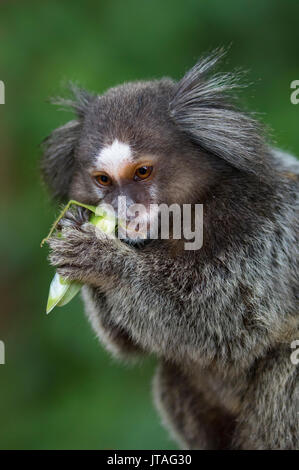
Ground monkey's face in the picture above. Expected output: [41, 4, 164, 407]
[42, 80, 219, 242]
[65, 83, 213, 241]
[70, 138, 206, 242]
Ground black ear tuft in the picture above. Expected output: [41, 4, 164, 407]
[41, 120, 80, 201]
[41, 85, 94, 201]
[50, 83, 94, 119]
[169, 49, 269, 176]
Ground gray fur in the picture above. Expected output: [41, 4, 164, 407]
[42, 51, 299, 449]
[169, 49, 270, 176]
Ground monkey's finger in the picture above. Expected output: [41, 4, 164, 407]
[57, 207, 90, 230]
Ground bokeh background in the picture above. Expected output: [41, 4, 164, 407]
[0, 0, 298, 450]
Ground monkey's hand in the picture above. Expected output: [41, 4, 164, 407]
[48, 212, 144, 359]
[47, 207, 131, 286]
[48, 218, 188, 360]
[56, 206, 90, 230]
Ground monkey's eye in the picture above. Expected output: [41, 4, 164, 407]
[93, 172, 112, 187]
[134, 166, 153, 181]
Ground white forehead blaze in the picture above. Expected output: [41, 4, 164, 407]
[95, 139, 133, 178]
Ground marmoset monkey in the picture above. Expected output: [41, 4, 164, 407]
[42, 50, 299, 450]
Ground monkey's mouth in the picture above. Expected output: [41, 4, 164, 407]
[116, 213, 160, 248]
[116, 225, 153, 248]
[122, 237, 152, 249]
[117, 219, 150, 239]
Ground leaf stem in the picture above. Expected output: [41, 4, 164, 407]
[40, 199, 96, 247]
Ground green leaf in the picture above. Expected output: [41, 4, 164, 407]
[45, 200, 117, 314]
[46, 273, 81, 314]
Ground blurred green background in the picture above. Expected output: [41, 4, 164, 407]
[0, 0, 298, 450]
